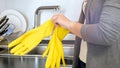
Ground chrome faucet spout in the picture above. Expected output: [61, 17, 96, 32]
[34, 6, 60, 28]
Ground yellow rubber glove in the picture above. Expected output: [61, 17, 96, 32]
[42, 26, 69, 68]
[8, 19, 54, 56]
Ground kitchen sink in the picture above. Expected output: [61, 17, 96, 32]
[0, 39, 74, 68]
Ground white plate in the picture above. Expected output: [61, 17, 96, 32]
[0, 9, 27, 34]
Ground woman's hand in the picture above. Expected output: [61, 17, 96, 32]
[51, 14, 72, 30]
[51, 14, 83, 38]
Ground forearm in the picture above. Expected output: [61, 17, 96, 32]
[67, 22, 83, 38]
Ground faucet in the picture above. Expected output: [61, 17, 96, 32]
[34, 6, 60, 28]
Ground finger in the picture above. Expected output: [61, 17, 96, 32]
[51, 15, 58, 22]
[14, 46, 27, 55]
[51, 15, 61, 27]
[8, 40, 20, 48]
[10, 43, 24, 53]
[20, 48, 32, 56]
[8, 35, 25, 48]
[8, 29, 35, 48]
[58, 39, 66, 66]
[42, 38, 54, 57]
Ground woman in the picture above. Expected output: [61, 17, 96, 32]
[51, 0, 120, 68]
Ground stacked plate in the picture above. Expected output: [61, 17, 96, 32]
[0, 9, 27, 43]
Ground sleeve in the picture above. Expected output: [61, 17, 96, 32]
[81, 0, 120, 45]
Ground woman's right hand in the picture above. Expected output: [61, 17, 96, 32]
[51, 14, 72, 30]
[51, 14, 83, 38]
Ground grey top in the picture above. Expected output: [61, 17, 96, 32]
[73, 0, 120, 68]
